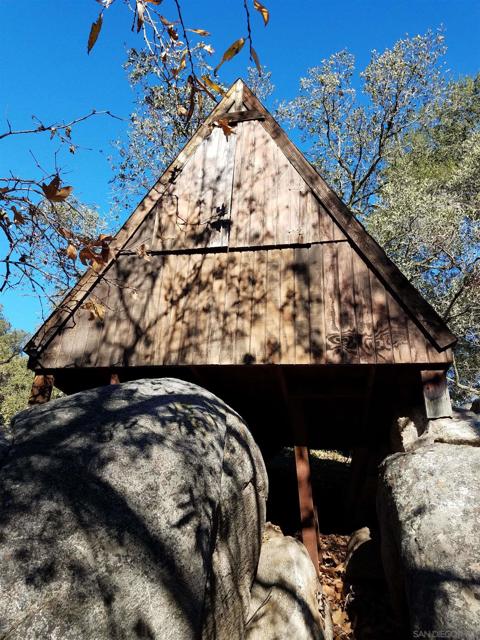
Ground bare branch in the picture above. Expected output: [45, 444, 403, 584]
[0, 110, 122, 141]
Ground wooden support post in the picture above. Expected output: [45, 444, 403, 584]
[421, 369, 452, 419]
[28, 374, 54, 405]
[291, 400, 321, 573]
[110, 372, 120, 385]
[276, 369, 321, 571]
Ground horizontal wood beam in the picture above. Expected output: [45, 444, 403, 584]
[221, 110, 265, 124]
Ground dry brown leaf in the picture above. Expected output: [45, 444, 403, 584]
[331, 608, 348, 626]
[214, 37, 245, 75]
[185, 78, 195, 123]
[172, 52, 187, 78]
[250, 46, 261, 74]
[323, 583, 336, 598]
[58, 227, 74, 239]
[215, 118, 236, 138]
[101, 244, 110, 263]
[90, 234, 113, 247]
[201, 75, 224, 95]
[187, 28, 210, 36]
[87, 12, 103, 54]
[41, 176, 73, 202]
[66, 244, 77, 260]
[11, 207, 25, 225]
[168, 25, 179, 41]
[136, 243, 151, 261]
[82, 300, 105, 322]
[79, 247, 97, 266]
[159, 15, 174, 26]
[136, 0, 145, 32]
[332, 577, 343, 590]
[253, 0, 269, 26]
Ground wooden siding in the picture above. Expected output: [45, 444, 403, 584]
[26, 80, 456, 370]
[125, 125, 236, 251]
[124, 118, 344, 253]
[39, 243, 451, 369]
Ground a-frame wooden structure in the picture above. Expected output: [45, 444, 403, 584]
[25, 80, 456, 567]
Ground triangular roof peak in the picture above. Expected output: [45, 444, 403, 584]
[25, 79, 455, 367]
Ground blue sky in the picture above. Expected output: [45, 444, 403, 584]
[1, 0, 479, 333]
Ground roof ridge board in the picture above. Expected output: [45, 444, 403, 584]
[240, 83, 456, 351]
[25, 82, 240, 357]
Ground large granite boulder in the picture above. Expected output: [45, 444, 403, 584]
[391, 407, 480, 453]
[0, 378, 268, 640]
[377, 444, 480, 639]
[246, 523, 330, 640]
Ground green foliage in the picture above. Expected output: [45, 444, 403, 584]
[0, 307, 31, 429]
[368, 75, 480, 400]
[278, 30, 446, 215]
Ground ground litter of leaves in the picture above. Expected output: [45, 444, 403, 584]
[317, 532, 399, 640]
[317, 532, 354, 639]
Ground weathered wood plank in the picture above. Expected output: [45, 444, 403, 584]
[386, 294, 412, 364]
[280, 248, 296, 363]
[351, 250, 376, 364]
[293, 248, 312, 364]
[207, 252, 227, 364]
[337, 242, 360, 364]
[249, 125, 266, 246]
[406, 318, 428, 364]
[369, 270, 394, 364]
[264, 249, 282, 363]
[308, 245, 327, 364]
[230, 121, 255, 247]
[154, 254, 174, 364]
[220, 253, 239, 364]
[249, 250, 267, 364]
[290, 399, 321, 572]
[323, 243, 343, 364]
[421, 369, 452, 418]
[234, 250, 251, 364]
[221, 109, 265, 123]
[138, 255, 165, 366]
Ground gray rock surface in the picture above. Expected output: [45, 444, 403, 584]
[377, 444, 480, 639]
[345, 527, 384, 585]
[0, 378, 268, 640]
[246, 523, 329, 640]
[391, 407, 480, 452]
[470, 398, 480, 414]
[424, 407, 480, 446]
